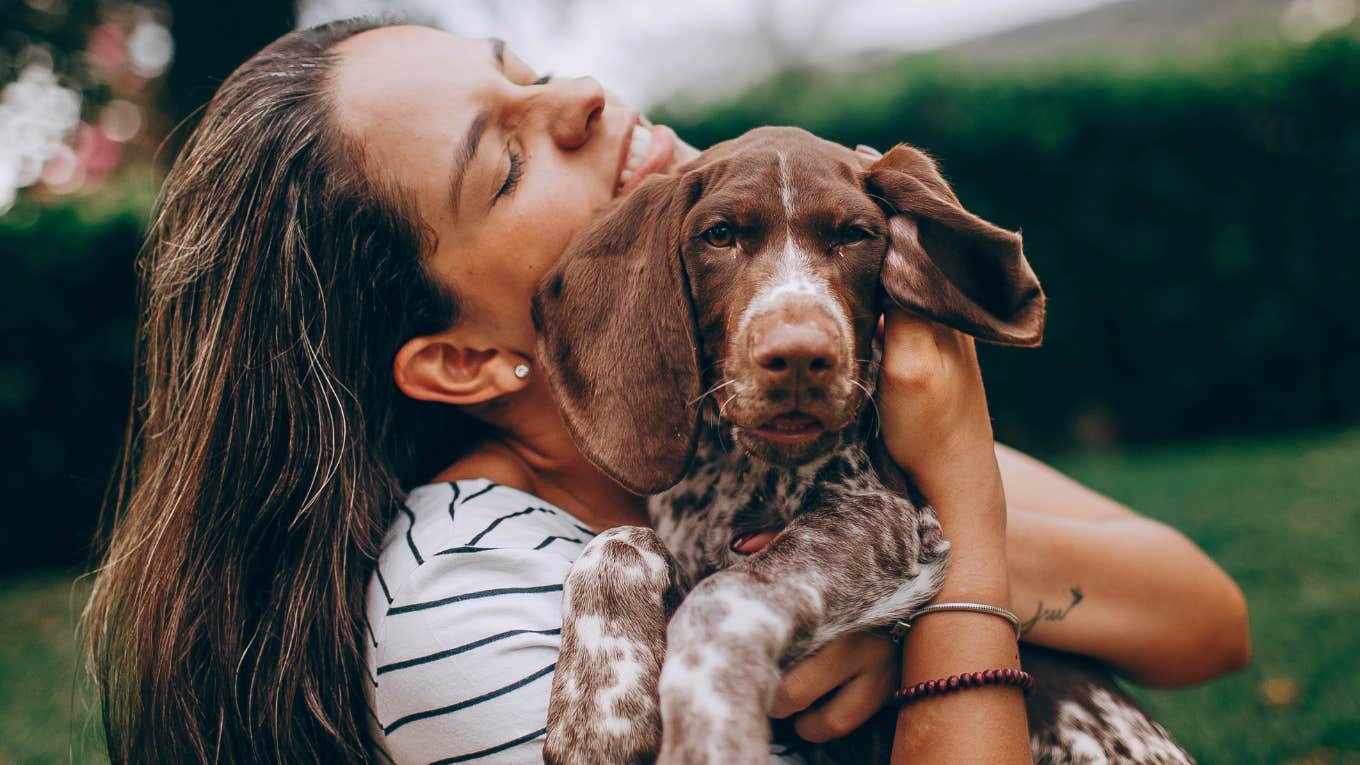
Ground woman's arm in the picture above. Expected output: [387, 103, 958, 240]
[997, 445, 1251, 687]
[878, 311, 1032, 764]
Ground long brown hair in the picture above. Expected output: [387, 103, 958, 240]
[85, 18, 471, 762]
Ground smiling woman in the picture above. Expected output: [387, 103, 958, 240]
[85, 17, 1248, 765]
[330, 26, 690, 386]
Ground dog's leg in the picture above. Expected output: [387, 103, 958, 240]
[656, 491, 947, 765]
[545, 526, 686, 765]
[1022, 645, 1195, 765]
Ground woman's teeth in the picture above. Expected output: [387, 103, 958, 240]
[619, 124, 653, 186]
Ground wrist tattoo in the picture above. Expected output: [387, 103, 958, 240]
[1020, 586, 1084, 636]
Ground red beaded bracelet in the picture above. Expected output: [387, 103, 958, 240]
[892, 668, 1035, 707]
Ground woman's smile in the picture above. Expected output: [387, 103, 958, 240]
[331, 26, 697, 358]
[616, 117, 678, 196]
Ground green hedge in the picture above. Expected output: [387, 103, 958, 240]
[660, 34, 1360, 451]
[5, 36, 1359, 569]
[1, 193, 144, 573]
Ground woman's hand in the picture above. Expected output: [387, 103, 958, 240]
[878, 310, 995, 502]
[877, 309, 1010, 599]
[769, 632, 899, 742]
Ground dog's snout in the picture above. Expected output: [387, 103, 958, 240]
[749, 314, 840, 386]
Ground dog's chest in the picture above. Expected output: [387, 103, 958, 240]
[647, 426, 875, 584]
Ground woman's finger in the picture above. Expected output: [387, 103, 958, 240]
[769, 632, 898, 719]
[769, 638, 855, 719]
[792, 668, 896, 743]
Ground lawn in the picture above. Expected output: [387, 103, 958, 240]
[1052, 428, 1360, 765]
[2, 428, 1357, 764]
[0, 572, 104, 765]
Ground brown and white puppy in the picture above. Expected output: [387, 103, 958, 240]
[533, 127, 1190, 765]
[536, 126, 1042, 497]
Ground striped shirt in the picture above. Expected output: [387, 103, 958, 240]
[365, 479, 807, 764]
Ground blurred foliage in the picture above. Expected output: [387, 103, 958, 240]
[2, 0, 290, 571]
[164, 0, 290, 140]
[660, 32, 1360, 452]
[0, 185, 148, 574]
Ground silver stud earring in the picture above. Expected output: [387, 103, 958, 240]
[513, 363, 530, 380]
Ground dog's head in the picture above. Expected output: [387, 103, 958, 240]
[532, 126, 1044, 494]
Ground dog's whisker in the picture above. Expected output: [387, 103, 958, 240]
[716, 392, 732, 420]
[687, 378, 738, 408]
[849, 376, 882, 438]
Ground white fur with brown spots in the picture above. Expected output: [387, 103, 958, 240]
[536, 127, 1194, 764]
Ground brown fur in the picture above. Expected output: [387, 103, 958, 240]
[535, 127, 1187, 764]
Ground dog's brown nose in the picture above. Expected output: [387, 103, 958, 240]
[749, 317, 839, 387]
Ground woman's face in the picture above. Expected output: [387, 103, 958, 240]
[333, 26, 686, 355]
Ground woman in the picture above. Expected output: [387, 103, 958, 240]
[86, 18, 1249, 764]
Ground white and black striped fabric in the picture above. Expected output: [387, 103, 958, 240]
[365, 480, 590, 763]
[365, 479, 808, 764]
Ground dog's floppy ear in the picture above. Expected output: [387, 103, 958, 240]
[864, 145, 1045, 346]
[532, 174, 701, 494]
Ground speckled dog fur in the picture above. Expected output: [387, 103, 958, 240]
[535, 127, 1193, 765]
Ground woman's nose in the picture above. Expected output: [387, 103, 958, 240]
[545, 76, 605, 150]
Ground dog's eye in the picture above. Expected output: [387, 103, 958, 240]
[840, 225, 876, 244]
[701, 223, 736, 248]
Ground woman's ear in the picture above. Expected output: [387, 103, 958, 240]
[393, 331, 530, 406]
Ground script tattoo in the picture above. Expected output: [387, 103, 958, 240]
[1021, 586, 1084, 636]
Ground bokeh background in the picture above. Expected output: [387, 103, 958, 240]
[2, 0, 1357, 762]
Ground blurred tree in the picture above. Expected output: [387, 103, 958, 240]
[164, 0, 291, 141]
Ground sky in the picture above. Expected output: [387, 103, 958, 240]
[297, 0, 1125, 108]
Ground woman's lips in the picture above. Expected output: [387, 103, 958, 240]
[615, 120, 676, 197]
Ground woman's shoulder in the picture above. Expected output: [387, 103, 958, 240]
[405, 479, 595, 557]
[373, 479, 597, 606]
[365, 479, 589, 762]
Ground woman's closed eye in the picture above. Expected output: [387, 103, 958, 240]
[492, 73, 551, 202]
[496, 146, 523, 201]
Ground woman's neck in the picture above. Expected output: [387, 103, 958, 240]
[433, 391, 649, 531]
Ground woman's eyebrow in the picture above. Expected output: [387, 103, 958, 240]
[448, 38, 509, 213]
[448, 38, 514, 213]
[449, 109, 491, 214]
[491, 37, 506, 70]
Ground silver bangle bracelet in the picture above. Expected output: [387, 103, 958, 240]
[890, 601, 1023, 642]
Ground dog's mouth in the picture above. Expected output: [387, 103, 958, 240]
[729, 409, 842, 466]
[751, 412, 825, 446]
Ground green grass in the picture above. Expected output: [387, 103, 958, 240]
[2, 428, 1357, 764]
[0, 573, 104, 765]
[1051, 429, 1360, 765]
